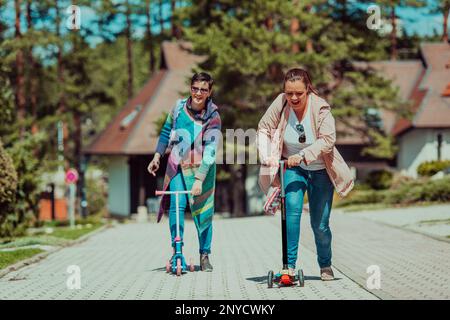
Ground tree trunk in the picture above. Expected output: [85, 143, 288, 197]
[74, 111, 81, 184]
[171, 0, 177, 38]
[159, 0, 164, 35]
[305, 4, 313, 53]
[264, 16, 279, 80]
[339, 0, 348, 22]
[15, 0, 25, 136]
[229, 164, 246, 217]
[390, 5, 397, 60]
[126, 0, 133, 99]
[55, 0, 65, 113]
[26, 0, 38, 134]
[145, 0, 155, 72]
[290, 17, 300, 53]
[443, 5, 449, 43]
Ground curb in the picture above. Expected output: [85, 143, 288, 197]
[0, 224, 111, 279]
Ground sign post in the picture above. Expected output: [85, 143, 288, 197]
[66, 169, 79, 229]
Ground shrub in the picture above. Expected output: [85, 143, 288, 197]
[366, 169, 393, 190]
[389, 173, 414, 189]
[335, 190, 385, 207]
[338, 176, 450, 208]
[1, 132, 45, 237]
[0, 140, 18, 231]
[420, 177, 450, 202]
[385, 177, 450, 205]
[8, 134, 43, 218]
[86, 175, 107, 216]
[417, 160, 450, 177]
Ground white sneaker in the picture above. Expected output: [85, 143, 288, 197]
[320, 267, 335, 281]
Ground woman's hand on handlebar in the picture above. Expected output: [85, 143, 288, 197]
[287, 154, 303, 168]
[147, 153, 161, 176]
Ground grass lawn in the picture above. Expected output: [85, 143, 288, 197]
[0, 248, 44, 270]
[0, 223, 104, 248]
[334, 203, 390, 212]
[49, 223, 104, 240]
[337, 201, 445, 213]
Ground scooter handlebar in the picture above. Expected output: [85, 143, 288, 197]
[155, 190, 192, 196]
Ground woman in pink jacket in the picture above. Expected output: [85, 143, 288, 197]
[257, 68, 354, 280]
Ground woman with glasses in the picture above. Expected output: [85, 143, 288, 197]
[147, 72, 221, 272]
[257, 68, 354, 280]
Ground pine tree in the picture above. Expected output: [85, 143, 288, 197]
[428, 0, 450, 42]
[14, 0, 26, 136]
[180, 0, 409, 215]
[361, 0, 427, 59]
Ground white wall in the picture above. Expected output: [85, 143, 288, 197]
[107, 156, 130, 217]
[397, 129, 450, 177]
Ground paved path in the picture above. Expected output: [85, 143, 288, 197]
[343, 204, 450, 239]
[0, 216, 375, 300]
[303, 210, 450, 299]
[1, 207, 449, 300]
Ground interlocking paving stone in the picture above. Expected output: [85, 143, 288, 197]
[288, 210, 450, 300]
[0, 215, 384, 300]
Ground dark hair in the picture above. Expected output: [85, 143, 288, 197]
[283, 68, 319, 96]
[191, 72, 214, 90]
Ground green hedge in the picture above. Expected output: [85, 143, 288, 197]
[417, 160, 450, 177]
[0, 140, 18, 236]
[366, 169, 393, 190]
[86, 175, 107, 216]
[337, 176, 450, 207]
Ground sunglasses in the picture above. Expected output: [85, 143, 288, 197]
[285, 91, 306, 98]
[191, 86, 209, 94]
[295, 122, 306, 143]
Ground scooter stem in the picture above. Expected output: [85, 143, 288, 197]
[279, 160, 288, 269]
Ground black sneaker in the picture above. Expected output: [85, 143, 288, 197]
[200, 254, 213, 272]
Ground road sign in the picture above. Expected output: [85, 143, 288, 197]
[65, 168, 79, 184]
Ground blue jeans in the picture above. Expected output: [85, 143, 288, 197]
[169, 168, 213, 254]
[284, 166, 334, 269]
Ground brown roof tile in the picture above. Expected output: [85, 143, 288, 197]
[84, 71, 166, 155]
[84, 41, 206, 155]
[412, 43, 450, 129]
[442, 83, 450, 97]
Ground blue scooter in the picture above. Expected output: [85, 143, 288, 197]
[156, 190, 195, 276]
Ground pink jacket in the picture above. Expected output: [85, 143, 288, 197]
[257, 93, 354, 198]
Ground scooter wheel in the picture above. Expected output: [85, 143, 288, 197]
[176, 259, 182, 276]
[166, 261, 171, 273]
[267, 270, 274, 288]
[298, 269, 305, 287]
[189, 258, 195, 272]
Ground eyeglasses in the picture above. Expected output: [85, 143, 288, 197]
[295, 122, 306, 143]
[191, 86, 209, 94]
